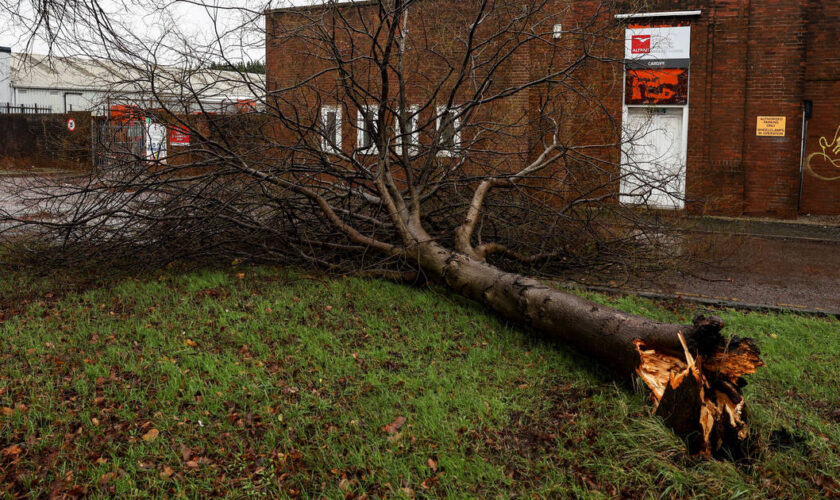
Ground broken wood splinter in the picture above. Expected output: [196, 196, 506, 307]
[633, 315, 764, 457]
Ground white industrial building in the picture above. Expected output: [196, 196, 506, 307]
[0, 47, 264, 115]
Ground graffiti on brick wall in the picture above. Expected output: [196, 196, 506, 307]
[806, 125, 840, 181]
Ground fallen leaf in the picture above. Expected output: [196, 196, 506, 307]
[96, 457, 108, 465]
[0, 407, 13, 416]
[383, 416, 406, 434]
[180, 445, 193, 461]
[91, 417, 100, 426]
[426, 458, 438, 472]
[185, 460, 199, 468]
[2, 444, 22, 457]
[160, 466, 174, 479]
[98, 471, 117, 485]
[185, 338, 198, 347]
[236, 273, 245, 279]
[400, 487, 415, 498]
[141, 428, 160, 442]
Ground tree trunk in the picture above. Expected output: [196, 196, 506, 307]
[415, 241, 763, 458]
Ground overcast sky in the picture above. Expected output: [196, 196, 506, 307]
[0, 0, 310, 61]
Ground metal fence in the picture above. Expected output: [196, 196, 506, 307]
[93, 120, 146, 169]
[0, 103, 54, 114]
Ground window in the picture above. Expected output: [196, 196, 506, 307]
[435, 105, 461, 156]
[395, 105, 419, 156]
[320, 105, 342, 154]
[356, 104, 379, 154]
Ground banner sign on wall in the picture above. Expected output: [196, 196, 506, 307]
[625, 68, 689, 105]
[169, 125, 191, 146]
[625, 26, 691, 66]
[145, 118, 168, 164]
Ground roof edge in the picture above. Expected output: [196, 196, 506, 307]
[266, 0, 380, 15]
[614, 10, 702, 20]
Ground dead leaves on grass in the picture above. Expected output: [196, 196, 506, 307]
[141, 428, 159, 442]
[159, 465, 175, 479]
[1, 444, 23, 458]
[382, 416, 406, 434]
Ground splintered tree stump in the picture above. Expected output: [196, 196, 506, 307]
[635, 315, 763, 457]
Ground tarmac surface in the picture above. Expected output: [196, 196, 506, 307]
[577, 220, 840, 315]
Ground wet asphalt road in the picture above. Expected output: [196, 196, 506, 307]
[613, 233, 840, 314]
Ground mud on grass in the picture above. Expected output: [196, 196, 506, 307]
[0, 265, 838, 498]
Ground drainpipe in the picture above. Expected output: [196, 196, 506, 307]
[0, 46, 11, 106]
[798, 100, 812, 214]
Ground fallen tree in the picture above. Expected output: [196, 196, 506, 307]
[0, 0, 764, 456]
[415, 233, 763, 457]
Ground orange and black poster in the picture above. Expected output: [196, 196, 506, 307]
[624, 68, 688, 106]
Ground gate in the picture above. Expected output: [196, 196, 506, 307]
[94, 120, 145, 169]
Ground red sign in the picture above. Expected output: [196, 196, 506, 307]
[625, 68, 688, 106]
[66, 118, 76, 132]
[169, 126, 191, 146]
[235, 99, 257, 113]
[631, 35, 651, 54]
[109, 104, 144, 121]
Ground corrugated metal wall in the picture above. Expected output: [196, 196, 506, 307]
[12, 88, 103, 114]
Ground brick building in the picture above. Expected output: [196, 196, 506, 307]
[266, 0, 840, 218]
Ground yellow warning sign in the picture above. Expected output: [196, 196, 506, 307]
[756, 116, 786, 137]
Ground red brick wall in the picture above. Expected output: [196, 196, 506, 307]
[266, 0, 840, 217]
[801, 1, 840, 214]
[739, 0, 807, 217]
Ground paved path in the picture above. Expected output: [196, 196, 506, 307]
[578, 228, 840, 315]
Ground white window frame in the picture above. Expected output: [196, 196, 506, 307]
[320, 105, 342, 154]
[435, 105, 461, 157]
[395, 105, 419, 156]
[356, 104, 379, 154]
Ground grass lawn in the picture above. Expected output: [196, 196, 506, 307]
[0, 264, 838, 498]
